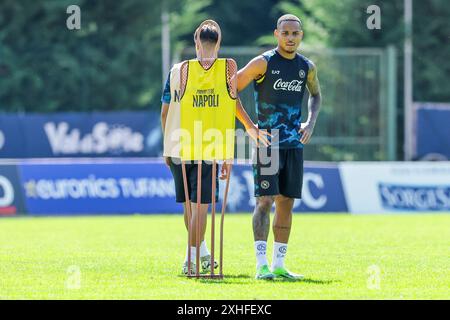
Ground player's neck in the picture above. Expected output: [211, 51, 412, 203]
[196, 51, 217, 69]
[275, 47, 296, 60]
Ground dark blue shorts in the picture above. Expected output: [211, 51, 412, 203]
[169, 158, 219, 204]
[253, 147, 303, 199]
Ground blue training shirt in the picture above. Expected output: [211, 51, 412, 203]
[254, 49, 310, 149]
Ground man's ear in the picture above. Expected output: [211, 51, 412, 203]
[273, 29, 278, 38]
[300, 30, 304, 40]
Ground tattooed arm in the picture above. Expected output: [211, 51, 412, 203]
[299, 60, 322, 144]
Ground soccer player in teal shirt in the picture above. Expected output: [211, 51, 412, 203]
[237, 14, 322, 280]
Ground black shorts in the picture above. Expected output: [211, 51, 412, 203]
[169, 158, 219, 204]
[253, 147, 303, 199]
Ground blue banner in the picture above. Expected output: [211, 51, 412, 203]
[415, 104, 450, 160]
[0, 112, 162, 158]
[17, 160, 347, 215]
[5, 159, 449, 216]
[0, 164, 26, 216]
[0, 115, 26, 158]
[18, 160, 178, 215]
[221, 163, 347, 213]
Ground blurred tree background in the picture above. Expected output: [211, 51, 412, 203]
[0, 0, 449, 113]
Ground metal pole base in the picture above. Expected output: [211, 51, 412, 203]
[187, 273, 224, 279]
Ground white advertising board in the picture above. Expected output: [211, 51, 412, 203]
[339, 162, 450, 213]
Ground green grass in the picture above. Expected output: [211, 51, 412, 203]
[0, 214, 449, 299]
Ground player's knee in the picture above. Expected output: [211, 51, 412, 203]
[277, 195, 294, 205]
[256, 196, 274, 212]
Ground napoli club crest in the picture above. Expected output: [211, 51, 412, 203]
[299, 69, 306, 79]
[261, 180, 270, 189]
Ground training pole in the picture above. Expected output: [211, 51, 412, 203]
[210, 160, 216, 275]
[181, 162, 193, 276]
[195, 162, 202, 276]
[220, 163, 232, 277]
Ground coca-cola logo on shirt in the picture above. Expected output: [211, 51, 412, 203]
[273, 79, 303, 92]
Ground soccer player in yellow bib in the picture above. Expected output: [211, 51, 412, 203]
[161, 20, 270, 275]
[179, 51, 235, 161]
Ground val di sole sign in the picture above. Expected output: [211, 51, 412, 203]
[0, 112, 161, 158]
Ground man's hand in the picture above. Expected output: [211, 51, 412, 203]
[246, 123, 272, 147]
[219, 161, 231, 180]
[299, 121, 315, 144]
[235, 94, 271, 147]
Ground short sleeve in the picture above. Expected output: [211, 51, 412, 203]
[161, 72, 171, 104]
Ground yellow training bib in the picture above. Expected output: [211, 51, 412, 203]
[180, 59, 236, 161]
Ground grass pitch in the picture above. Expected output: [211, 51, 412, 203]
[0, 213, 448, 299]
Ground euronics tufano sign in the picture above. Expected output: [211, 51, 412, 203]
[15, 160, 347, 215]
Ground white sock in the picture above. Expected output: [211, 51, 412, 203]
[255, 241, 269, 269]
[185, 246, 197, 264]
[271, 241, 287, 270]
[185, 240, 209, 262]
[200, 240, 210, 257]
